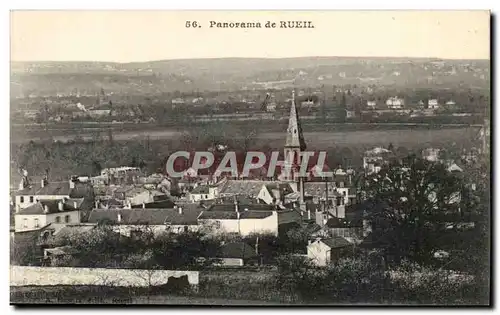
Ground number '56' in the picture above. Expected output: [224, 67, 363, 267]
[186, 21, 199, 28]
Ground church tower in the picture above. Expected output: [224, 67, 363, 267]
[283, 90, 307, 211]
[284, 89, 306, 173]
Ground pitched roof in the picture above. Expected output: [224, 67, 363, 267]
[219, 180, 274, 196]
[198, 210, 274, 220]
[17, 199, 83, 215]
[16, 181, 92, 198]
[285, 90, 306, 150]
[190, 185, 211, 194]
[320, 236, 353, 249]
[219, 242, 258, 259]
[277, 210, 303, 225]
[208, 203, 276, 212]
[131, 199, 176, 209]
[87, 208, 202, 226]
[303, 182, 343, 198]
[16, 182, 71, 196]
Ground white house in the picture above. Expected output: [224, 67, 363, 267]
[307, 237, 353, 267]
[386, 97, 405, 109]
[197, 203, 302, 237]
[363, 147, 393, 174]
[188, 185, 218, 202]
[15, 177, 92, 212]
[14, 199, 82, 232]
[428, 99, 440, 109]
[366, 100, 377, 109]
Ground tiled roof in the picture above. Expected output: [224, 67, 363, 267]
[87, 208, 202, 226]
[190, 185, 210, 194]
[303, 182, 343, 198]
[198, 210, 274, 220]
[320, 236, 352, 249]
[219, 180, 274, 196]
[131, 199, 176, 209]
[17, 198, 84, 215]
[277, 210, 303, 225]
[16, 181, 93, 199]
[208, 204, 276, 212]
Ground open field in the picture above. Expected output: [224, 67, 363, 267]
[11, 122, 480, 149]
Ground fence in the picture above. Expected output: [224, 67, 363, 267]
[10, 266, 199, 287]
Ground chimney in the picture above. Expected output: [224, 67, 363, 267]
[94, 201, 99, 209]
[142, 202, 146, 209]
[43, 204, 50, 213]
[117, 213, 122, 223]
[178, 207, 183, 215]
[308, 239, 312, 246]
[69, 178, 76, 189]
[58, 201, 64, 211]
[41, 178, 48, 188]
[73, 201, 78, 209]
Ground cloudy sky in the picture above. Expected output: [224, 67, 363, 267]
[11, 10, 490, 62]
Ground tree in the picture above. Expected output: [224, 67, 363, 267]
[363, 156, 464, 264]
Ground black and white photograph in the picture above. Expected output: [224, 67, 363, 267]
[8, 10, 491, 306]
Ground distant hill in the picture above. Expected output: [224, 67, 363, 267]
[10, 57, 490, 97]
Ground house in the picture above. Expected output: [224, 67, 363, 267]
[87, 206, 203, 236]
[14, 177, 93, 212]
[87, 109, 111, 117]
[366, 101, 377, 109]
[188, 185, 218, 202]
[113, 186, 168, 207]
[197, 202, 302, 236]
[266, 102, 277, 112]
[314, 216, 363, 241]
[427, 99, 440, 110]
[422, 148, 441, 162]
[257, 183, 294, 205]
[363, 147, 393, 174]
[212, 242, 259, 266]
[172, 98, 185, 105]
[307, 237, 353, 267]
[385, 97, 405, 109]
[218, 180, 280, 199]
[14, 199, 82, 232]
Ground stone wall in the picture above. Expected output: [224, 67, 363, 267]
[10, 266, 199, 287]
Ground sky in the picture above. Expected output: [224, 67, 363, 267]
[10, 10, 490, 62]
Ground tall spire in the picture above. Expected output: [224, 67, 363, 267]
[285, 89, 306, 151]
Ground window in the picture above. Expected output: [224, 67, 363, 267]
[183, 226, 189, 233]
[34, 218, 39, 228]
[55, 216, 61, 223]
[205, 195, 208, 199]
[336, 198, 341, 206]
[23, 218, 28, 228]
[65, 215, 71, 223]
[20, 196, 24, 203]
[29, 196, 34, 203]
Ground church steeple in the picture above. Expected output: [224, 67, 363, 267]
[285, 89, 306, 151]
